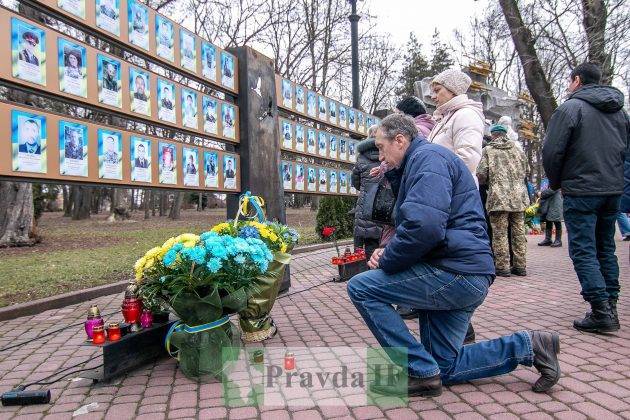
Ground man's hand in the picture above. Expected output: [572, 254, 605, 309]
[369, 167, 381, 178]
[368, 248, 384, 269]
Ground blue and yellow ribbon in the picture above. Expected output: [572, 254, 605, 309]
[233, 191, 265, 227]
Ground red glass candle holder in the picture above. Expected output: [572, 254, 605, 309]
[92, 325, 106, 344]
[106, 322, 121, 342]
[284, 352, 295, 370]
[122, 297, 142, 324]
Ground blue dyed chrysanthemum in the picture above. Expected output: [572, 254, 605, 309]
[206, 257, 222, 273]
[238, 226, 260, 240]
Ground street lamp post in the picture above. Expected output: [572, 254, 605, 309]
[348, 0, 361, 109]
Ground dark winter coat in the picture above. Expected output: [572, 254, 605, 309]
[538, 188, 563, 222]
[380, 137, 495, 276]
[542, 85, 630, 196]
[622, 152, 630, 212]
[351, 138, 382, 240]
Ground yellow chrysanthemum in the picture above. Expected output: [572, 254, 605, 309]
[145, 246, 162, 259]
[162, 237, 177, 249]
[280, 243, 287, 253]
[211, 223, 231, 233]
[175, 233, 199, 243]
[182, 240, 197, 248]
[134, 256, 146, 272]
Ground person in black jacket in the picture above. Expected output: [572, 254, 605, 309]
[543, 62, 630, 334]
[537, 188, 563, 247]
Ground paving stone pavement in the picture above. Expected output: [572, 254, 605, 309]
[0, 236, 628, 419]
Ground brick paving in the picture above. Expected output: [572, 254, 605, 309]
[0, 235, 628, 419]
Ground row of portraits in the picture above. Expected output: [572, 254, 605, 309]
[280, 161, 357, 195]
[50, 0, 236, 90]
[10, 109, 238, 190]
[278, 77, 379, 136]
[9, 17, 236, 140]
[280, 120, 358, 163]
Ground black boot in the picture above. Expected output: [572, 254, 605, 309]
[573, 300, 619, 333]
[530, 331, 561, 393]
[550, 223, 562, 247]
[463, 323, 476, 344]
[370, 371, 442, 397]
[609, 298, 619, 328]
[396, 306, 420, 320]
[538, 223, 552, 246]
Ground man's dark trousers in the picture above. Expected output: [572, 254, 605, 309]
[563, 195, 621, 303]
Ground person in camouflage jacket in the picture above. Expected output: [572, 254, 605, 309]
[477, 124, 530, 277]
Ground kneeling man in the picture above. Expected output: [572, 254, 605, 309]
[347, 114, 560, 397]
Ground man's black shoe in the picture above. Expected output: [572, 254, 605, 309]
[530, 331, 561, 393]
[550, 239, 562, 247]
[511, 267, 527, 276]
[574, 300, 619, 333]
[396, 306, 420, 320]
[496, 269, 511, 277]
[370, 372, 442, 397]
[538, 238, 552, 246]
[610, 299, 619, 322]
[464, 323, 476, 345]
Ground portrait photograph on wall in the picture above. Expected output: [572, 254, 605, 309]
[59, 120, 88, 177]
[350, 171, 357, 194]
[11, 109, 47, 173]
[202, 96, 218, 135]
[58, 39, 87, 98]
[180, 29, 197, 72]
[96, 0, 120, 36]
[329, 170, 337, 193]
[329, 101, 337, 125]
[329, 135, 337, 160]
[97, 128, 122, 180]
[358, 111, 365, 133]
[281, 79, 292, 109]
[130, 68, 151, 116]
[97, 55, 122, 108]
[158, 142, 177, 185]
[295, 163, 305, 191]
[155, 16, 174, 62]
[295, 86, 305, 114]
[318, 168, 327, 193]
[318, 96, 327, 121]
[183, 147, 199, 187]
[203, 151, 218, 188]
[221, 103, 236, 139]
[306, 91, 316, 118]
[223, 154, 236, 189]
[348, 108, 356, 131]
[349, 140, 357, 163]
[307, 128, 316, 154]
[157, 79, 176, 123]
[339, 171, 348, 194]
[128, 0, 149, 51]
[11, 18, 46, 86]
[307, 167, 316, 192]
[317, 131, 327, 158]
[220, 51, 234, 90]
[338, 105, 347, 128]
[281, 161, 292, 191]
[58, 0, 85, 19]
[281, 120, 292, 149]
[339, 137, 347, 161]
[181, 88, 198, 130]
[130, 136, 151, 182]
[295, 124, 305, 153]
[201, 42, 217, 81]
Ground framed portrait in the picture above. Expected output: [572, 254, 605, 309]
[204, 151, 219, 188]
[11, 110, 47, 173]
[281, 79, 292, 109]
[130, 68, 151, 116]
[11, 18, 46, 86]
[357, 111, 365, 133]
[202, 96, 218, 135]
[317, 131, 327, 157]
[221, 103, 236, 139]
[295, 86, 305, 114]
[318, 168, 327, 193]
[96, 0, 120, 36]
[59, 120, 88, 177]
[339, 172, 348, 194]
[58, 0, 85, 19]
[339, 137, 347, 161]
[294, 163, 305, 191]
[98, 55, 122, 108]
[181, 88, 198, 130]
[98, 128, 122, 180]
[201, 42, 217, 81]
[350, 172, 357, 194]
[155, 16, 174, 62]
[158, 142, 177, 185]
[306, 91, 317, 118]
[281, 161, 292, 191]
[183, 147, 199, 187]
[223, 154, 237, 189]
[306, 128, 316, 155]
[329, 170, 338, 194]
[348, 108, 356, 131]
[318, 96, 327, 121]
[295, 124, 305, 153]
[366, 115, 374, 131]
[338, 105, 347, 129]
[328, 101, 337, 125]
[58, 39, 87, 98]
[157, 79, 176, 123]
[180, 29, 197, 72]
[220, 51, 235, 90]
[307, 167, 316, 192]
[130, 137, 151, 182]
[281, 120, 293, 149]
[329, 135, 338, 160]
[128, 0, 149, 51]
[348, 140, 357, 163]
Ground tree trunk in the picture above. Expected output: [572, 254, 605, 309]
[144, 189, 151, 220]
[499, 0, 558, 128]
[169, 192, 183, 220]
[71, 186, 92, 220]
[159, 192, 168, 216]
[310, 195, 320, 210]
[62, 185, 73, 217]
[107, 188, 131, 221]
[0, 181, 38, 247]
[581, 0, 612, 84]
[151, 190, 156, 216]
[197, 192, 202, 211]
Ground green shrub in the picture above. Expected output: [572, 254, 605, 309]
[316, 196, 357, 240]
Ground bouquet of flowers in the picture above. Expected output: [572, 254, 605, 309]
[525, 200, 541, 233]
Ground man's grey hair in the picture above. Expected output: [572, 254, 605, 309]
[367, 124, 379, 138]
[378, 114, 418, 141]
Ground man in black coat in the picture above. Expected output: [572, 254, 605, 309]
[543, 62, 630, 334]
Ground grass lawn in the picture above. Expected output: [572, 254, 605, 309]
[0, 208, 324, 307]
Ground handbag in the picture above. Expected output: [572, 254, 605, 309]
[362, 179, 395, 225]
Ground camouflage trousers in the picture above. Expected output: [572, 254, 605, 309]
[489, 211, 527, 271]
